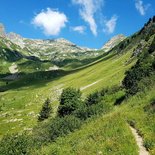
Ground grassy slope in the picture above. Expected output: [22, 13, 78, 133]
[0, 48, 135, 137]
[0, 44, 155, 154]
[36, 112, 138, 155]
[1, 41, 155, 154]
[32, 83, 155, 155]
[122, 86, 155, 154]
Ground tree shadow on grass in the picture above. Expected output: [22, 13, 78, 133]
[114, 95, 126, 105]
[0, 52, 117, 92]
[0, 70, 68, 92]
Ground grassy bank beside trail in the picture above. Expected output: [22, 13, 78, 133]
[32, 85, 155, 155]
[33, 112, 138, 155]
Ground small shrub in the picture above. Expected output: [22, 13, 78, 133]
[0, 133, 32, 155]
[144, 98, 155, 113]
[74, 102, 112, 120]
[128, 120, 136, 127]
[85, 91, 102, 106]
[100, 87, 109, 96]
[49, 115, 82, 140]
[144, 138, 155, 151]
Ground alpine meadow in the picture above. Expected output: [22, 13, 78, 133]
[0, 0, 155, 155]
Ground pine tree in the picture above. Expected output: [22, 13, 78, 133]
[58, 87, 82, 117]
[38, 98, 51, 121]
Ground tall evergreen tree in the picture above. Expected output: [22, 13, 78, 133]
[58, 87, 82, 117]
[38, 98, 51, 121]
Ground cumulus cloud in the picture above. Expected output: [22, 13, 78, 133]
[135, 0, 150, 16]
[71, 26, 86, 34]
[104, 15, 118, 34]
[32, 8, 68, 36]
[72, 0, 103, 36]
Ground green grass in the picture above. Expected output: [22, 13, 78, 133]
[30, 82, 155, 155]
[33, 112, 138, 155]
[1, 18, 155, 154]
[0, 48, 135, 137]
[120, 86, 155, 154]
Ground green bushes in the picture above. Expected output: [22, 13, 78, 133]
[74, 89, 114, 120]
[50, 87, 113, 139]
[148, 36, 155, 54]
[38, 98, 52, 121]
[123, 49, 155, 95]
[144, 98, 155, 113]
[33, 115, 82, 143]
[58, 87, 82, 117]
[49, 115, 82, 141]
[85, 91, 102, 106]
[0, 133, 32, 155]
[33, 87, 114, 144]
[74, 101, 111, 120]
[0, 86, 116, 153]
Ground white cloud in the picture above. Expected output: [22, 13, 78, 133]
[32, 8, 68, 36]
[135, 0, 150, 16]
[72, 0, 103, 36]
[104, 15, 118, 34]
[71, 26, 86, 34]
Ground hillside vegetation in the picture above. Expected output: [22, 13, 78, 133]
[0, 16, 155, 155]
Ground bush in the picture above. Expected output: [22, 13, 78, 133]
[85, 91, 102, 106]
[100, 87, 109, 96]
[144, 98, 155, 113]
[0, 133, 32, 155]
[123, 50, 154, 95]
[38, 98, 52, 121]
[74, 102, 111, 120]
[148, 36, 155, 54]
[49, 115, 82, 140]
[32, 87, 113, 144]
[58, 87, 82, 117]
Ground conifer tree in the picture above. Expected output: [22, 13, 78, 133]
[38, 98, 51, 121]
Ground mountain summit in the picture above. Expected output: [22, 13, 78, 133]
[102, 34, 126, 52]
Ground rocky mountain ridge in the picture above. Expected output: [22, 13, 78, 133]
[0, 22, 128, 73]
[0, 23, 95, 61]
[102, 34, 126, 52]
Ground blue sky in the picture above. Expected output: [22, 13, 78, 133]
[0, 0, 154, 49]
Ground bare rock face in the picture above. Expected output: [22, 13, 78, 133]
[0, 23, 98, 62]
[0, 23, 93, 60]
[102, 34, 126, 52]
[0, 23, 6, 37]
[7, 32, 25, 48]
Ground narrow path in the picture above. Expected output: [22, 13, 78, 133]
[129, 126, 149, 155]
[80, 79, 102, 91]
